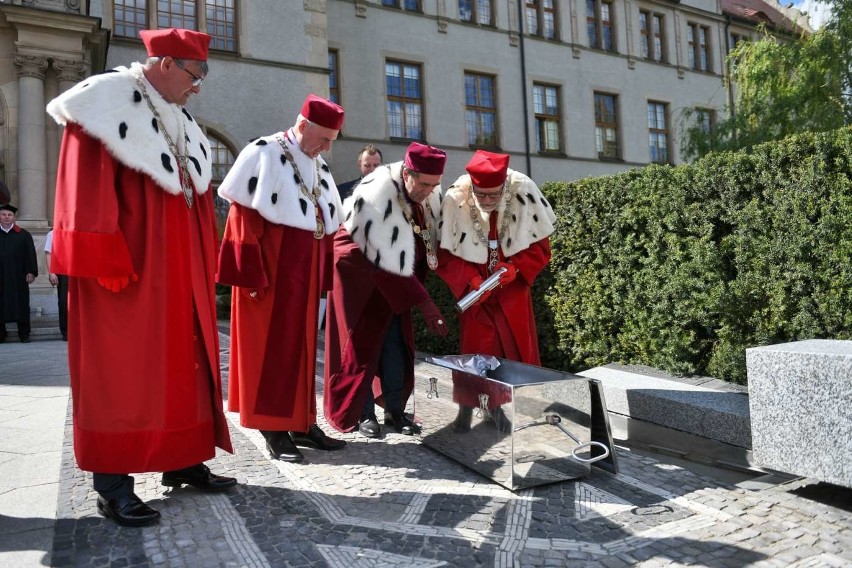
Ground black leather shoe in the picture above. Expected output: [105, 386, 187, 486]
[161, 463, 237, 492]
[384, 410, 421, 435]
[289, 424, 346, 451]
[358, 415, 381, 438]
[263, 431, 304, 462]
[453, 406, 473, 433]
[96, 494, 160, 527]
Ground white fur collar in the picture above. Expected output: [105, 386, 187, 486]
[217, 132, 342, 233]
[439, 169, 556, 263]
[46, 63, 212, 196]
[342, 162, 442, 277]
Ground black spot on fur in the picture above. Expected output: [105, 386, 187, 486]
[391, 226, 399, 244]
[181, 108, 194, 122]
[271, 193, 278, 205]
[516, 194, 526, 206]
[321, 163, 330, 172]
[351, 225, 359, 237]
[294, 173, 302, 185]
[188, 156, 201, 175]
[460, 232, 467, 243]
[532, 233, 537, 238]
[255, 139, 268, 146]
[533, 214, 539, 222]
[439, 221, 443, 230]
[507, 237, 513, 248]
[374, 250, 382, 267]
[360, 178, 374, 185]
[355, 197, 365, 213]
[299, 198, 308, 215]
[383, 199, 393, 221]
[512, 214, 517, 222]
[161, 154, 173, 172]
[151, 118, 159, 133]
[345, 210, 352, 222]
[542, 197, 551, 209]
[119, 122, 128, 139]
[329, 204, 336, 219]
[399, 251, 406, 271]
[281, 156, 288, 168]
[199, 143, 207, 160]
[133, 90, 141, 102]
[527, 192, 536, 203]
[248, 177, 258, 194]
[364, 220, 373, 240]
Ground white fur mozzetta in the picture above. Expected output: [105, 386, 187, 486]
[439, 169, 556, 264]
[46, 63, 212, 196]
[217, 133, 342, 233]
[342, 163, 442, 277]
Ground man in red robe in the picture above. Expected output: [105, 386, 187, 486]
[435, 151, 556, 431]
[47, 28, 235, 527]
[217, 95, 347, 463]
[324, 143, 449, 439]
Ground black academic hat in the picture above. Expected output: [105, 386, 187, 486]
[0, 203, 18, 213]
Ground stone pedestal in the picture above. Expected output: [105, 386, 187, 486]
[746, 339, 852, 488]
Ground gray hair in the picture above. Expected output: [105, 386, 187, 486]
[145, 56, 208, 75]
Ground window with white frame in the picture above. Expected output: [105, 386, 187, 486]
[386, 60, 423, 140]
[533, 83, 561, 152]
[648, 101, 670, 163]
[465, 72, 498, 147]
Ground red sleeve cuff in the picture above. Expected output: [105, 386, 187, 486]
[49, 229, 134, 278]
[216, 239, 268, 288]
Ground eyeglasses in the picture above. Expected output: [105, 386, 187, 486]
[174, 60, 204, 87]
[472, 188, 504, 200]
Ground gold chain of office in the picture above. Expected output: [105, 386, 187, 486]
[134, 74, 194, 209]
[467, 180, 512, 274]
[392, 165, 439, 270]
[276, 131, 325, 240]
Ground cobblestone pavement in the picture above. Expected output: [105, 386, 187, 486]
[11, 338, 852, 567]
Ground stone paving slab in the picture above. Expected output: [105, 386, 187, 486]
[39, 338, 852, 568]
[2, 337, 851, 567]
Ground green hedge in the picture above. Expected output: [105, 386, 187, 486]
[418, 127, 852, 384]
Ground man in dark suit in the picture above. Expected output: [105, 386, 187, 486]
[336, 143, 383, 201]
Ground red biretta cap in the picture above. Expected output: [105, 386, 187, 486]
[139, 28, 211, 61]
[301, 94, 345, 130]
[404, 142, 447, 175]
[466, 150, 510, 188]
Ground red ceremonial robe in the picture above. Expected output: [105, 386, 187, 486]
[217, 203, 332, 431]
[51, 123, 232, 473]
[436, 211, 551, 408]
[323, 226, 429, 432]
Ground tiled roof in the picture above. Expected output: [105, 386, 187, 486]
[721, 0, 806, 33]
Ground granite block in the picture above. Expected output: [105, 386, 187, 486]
[746, 339, 852, 488]
[578, 366, 751, 448]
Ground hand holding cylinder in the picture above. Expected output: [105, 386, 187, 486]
[456, 267, 507, 312]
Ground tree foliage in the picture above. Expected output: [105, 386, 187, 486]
[681, 1, 851, 160]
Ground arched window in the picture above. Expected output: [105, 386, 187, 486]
[206, 131, 236, 234]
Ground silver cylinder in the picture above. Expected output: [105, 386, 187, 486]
[456, 267, 507, 312]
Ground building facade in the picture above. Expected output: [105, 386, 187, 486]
[0, 0, 804, 333]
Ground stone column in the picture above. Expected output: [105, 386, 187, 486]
[47, 58, 87, 224]
[14, 53, 49, 226]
